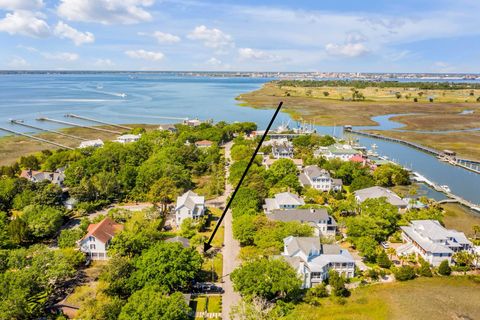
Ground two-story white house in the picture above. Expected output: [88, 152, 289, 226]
[264, 192, 305, 213]
[267, 208, 337, 237]
[79, 217, 123, 260]
[397, 220, 473, 266]
[281, 236, 355, 288]
[115, 134, 141, 143]
[175, 190, 206, 225]
[268, 139, 294, 159]
[314, 144, 360, 161]
[299, 165, 342, 192]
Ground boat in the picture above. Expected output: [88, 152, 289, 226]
[119, 93, 127, 98]
[440, 185, 451, 193]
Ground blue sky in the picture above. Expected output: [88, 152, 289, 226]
[1, 0, 480, 72]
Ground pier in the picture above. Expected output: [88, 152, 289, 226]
[411, 172, 480, 213]
[0, 126, 74, 150]
[10, 120, 87, 141]
[345, 127, 480, 174]
[37, 117, 122, 135]
[65, 114, 132, 131]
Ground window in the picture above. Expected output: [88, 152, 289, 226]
[89, 236, 95, 242]
[90, 244, 96, 249]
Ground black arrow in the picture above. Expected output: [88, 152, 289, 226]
[204, 101, 283, 253]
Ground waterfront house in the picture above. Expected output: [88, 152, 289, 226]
[272, 142, 294, 159]
[281, 236, 355, 288]
[263, 157, 303, 170]
[397, 220, 473, 266]
[157, 124, 178, 133]
[354, 186, 408, 209]
[314, 144, 360, 161]
[299, 165, 342, 192]
[20, 168, 65, 187]
[175, 190, 206, 225]
[264, 192, 305, 213]
[194, 140, 214, 148]
[115, 134, 141, 143]
[183, 119, 203, 127]
[79, 139, 104, 149]
[79, 217, 123, 260]
[267, 208, 337, 237]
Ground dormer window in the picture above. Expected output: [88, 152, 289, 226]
[89, 236, 95, 242]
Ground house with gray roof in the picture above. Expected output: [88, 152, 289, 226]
[175, 190, 205, 226]
[397, 220, 473, 266]
[20, 168, 65, 187]
[314, 144, 360, 161]
[267, 208, 337, 237]
[271, 140, 294, 159]
[282, 236, 355, 288]
[299, 165, 342, 192]
[354, 186, 408, 209]
[264, 192, 305, 213]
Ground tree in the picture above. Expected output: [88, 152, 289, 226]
[179, 218, 196, 239]
[119, 286, 190, 320]
[376, 250, 392, 268]
[21, 205, 64, 239]
[393, 266, 416, 281]
[452, 251, 474, 268]
[231, 258, 301, 301]
[304, 283, 328, 305]
[355, 236, 378, 262]
[233, 214, 258, 246]
[437, 260, 451, 275]
[373, 164, 410, 187]
[472, 225, 480, 240]
[418, 262, 433, 277]
[230, 296, 276, 320]
[130, 242, 203, 292]
[148, 177, 179, 216]
[328, 270, 349, 297]
[350, 175, 375, 192]
[100, 256, 135, 299]
[57, 228, 84, 248]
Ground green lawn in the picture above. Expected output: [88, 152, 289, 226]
[284, 277, 480, 320]
[190, 295, 222, 317]
[442, 203, 480, 237]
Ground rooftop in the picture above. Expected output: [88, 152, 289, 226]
[83, 217, 123, 244]
[354, 186, 408, 207]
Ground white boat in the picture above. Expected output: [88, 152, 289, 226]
[119, 93, 127, 98]
[440, 185, 451, 193]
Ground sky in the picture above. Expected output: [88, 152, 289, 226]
[1, 0, 480, 72]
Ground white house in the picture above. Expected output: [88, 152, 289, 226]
[272, 142, 294, 159]
[264, 192, 305, 213]
[267, 208, 337, 237]
[299, 165, 342, 192]
[314, 144, 360, 161]
[158, 124, 178, 133]
[175, 190, 206, 225]
[79, 217, 123, 260]
[79, 139, 104, 149]
[397, 220, 473, 266]
[115, 134, 141, 143]
[282, 236, 355, 288]
[354, 186, 408, 209]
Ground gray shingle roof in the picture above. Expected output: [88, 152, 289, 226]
[267, 208, 330, 223]
[354, 186, 407, 207]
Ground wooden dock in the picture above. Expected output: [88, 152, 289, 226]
[10, 120, 87, 141]
[64, 114, 132, 131]
[346, 127, 480, 174]
[0, 126, 74, 150]
[36, 117, 122, 135]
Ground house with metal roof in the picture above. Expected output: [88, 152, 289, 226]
[314, 144, 360, 161]
[267, 208, 337, 237]
[263, 192, 305, 213]
[175, 190, 206, 225]
[299, 165, 342, 192]
[281, 236, 355, 288]
[397, 220, 473, 266]
[79, 217, 124, 260]
[115, 134, 141, 143]
[20, 168, 65, 187]
[354, 186, 408, 209]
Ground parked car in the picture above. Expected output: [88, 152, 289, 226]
[381, 241, 389, 249]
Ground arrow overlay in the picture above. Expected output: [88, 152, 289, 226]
[204, 101, 283, 253]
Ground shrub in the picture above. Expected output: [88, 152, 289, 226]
[376, 250, 392, 268]
[393, 266, 416, 281]
[438, 260, 452, 276]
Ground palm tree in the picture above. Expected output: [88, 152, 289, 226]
[473, 225, 480, 240]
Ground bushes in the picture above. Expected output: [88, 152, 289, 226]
[376, 250, 392, 269]
[393, 266, 416, 281]
[438, 260, 452, 276]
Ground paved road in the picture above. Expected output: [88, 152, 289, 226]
[220, 142, 241, 320]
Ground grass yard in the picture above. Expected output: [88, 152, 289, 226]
[285, 277, 480, 320]
[442, 203, 480, 237]
[190, 295, 222, 318]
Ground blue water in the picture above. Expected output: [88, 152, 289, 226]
[0, 73, 479, 203]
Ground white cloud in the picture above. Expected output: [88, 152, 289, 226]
[57, 0, 154, 25]
[0, 10, 49, 38]
[125, 49, 164, 61]
[42, 51, 79, 61]
[325, 42, 369, 57]
[206, 57, 222, 65]
[8, 56, 28, 67]
[152, 31, 180, 43]
[54, 21, 94, 46]
[188, 25, 234, 51]
[238, 48, 280, 61]
[94, 58, 115, 67]
[0, 0, 43, 10]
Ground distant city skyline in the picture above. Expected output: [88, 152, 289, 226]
[1, 0, 480, 72]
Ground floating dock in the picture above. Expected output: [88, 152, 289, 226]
[10, 120, 87, 141]
[65, 114, 132, 131]
[37, 117, 122, 135]
[0, 126, 74, 150]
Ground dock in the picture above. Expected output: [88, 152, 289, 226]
[411, 172, 480, 212]
[65, 114, 132, 131]
[10, 120, 87, 141]
[345, 127, 480, 174]
[0, 126, 74, 150]
[37, 117, 122, 135]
